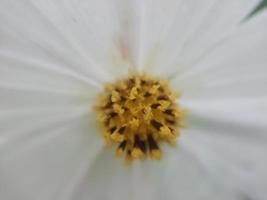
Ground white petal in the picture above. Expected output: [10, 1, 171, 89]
[135, 0, 214, 72]
[171, 10, 267, 99]
[70, 146, 236, 200]
[0, 114, 103, 200]
[0, 0, 122, 83]
[21, 0, 141, 78]
[132, 145, 236, 200]
[180, 97, 267, 200]
[0, 51, 100, 96]
[0, 49, 100, 147]
[64, 149, 132, 200]
[181, 128, 267, 200]
[170, 13, 267, 200]
[183, 98, 267, 135]
[137, 0, 260, 74]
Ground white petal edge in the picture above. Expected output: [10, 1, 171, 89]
[0, 0, 115, 84]
[136, 0, 260, 75]
[129, 144, 237, 200]
[180, 128, 267, 200]
[68, 143, 237, 200]
[24, 0, 141, 79]
[63, 149, 132, 200]
[0, 113, 104, 200]
[170, 9, 267, 100]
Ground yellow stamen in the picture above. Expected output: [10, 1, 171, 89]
[150, 149, 161, 160]
[129, 87, 138, 100]
[160, 126, 172, 136]
[158, 100, 170, 111]
[115, 148, 124, 157]
[111, 90, 121, 102]
[132, 148, 144, 158]
[94, 72, 185, 164]
[113, 104, 124, 114]
[124, 151, 133, 165]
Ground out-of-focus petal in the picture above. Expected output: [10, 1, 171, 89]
[70, 146, 236, 200]
[64, 149, 132, 200]
[180, 98, 267, 200]
[0, 114, 103, 200]
[0, 0, 125, 83]
[136, 0, 260, 74]
[170, 11, 267, 200]
[26, 0, 143, 78]
[171, 10, 267, 99]
[181, 125, 267, 200]
[128, 145, 236, 200]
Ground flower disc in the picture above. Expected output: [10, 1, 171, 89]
[95, 73, 185, 163]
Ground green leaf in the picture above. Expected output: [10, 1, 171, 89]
[249, 0, 267, 17]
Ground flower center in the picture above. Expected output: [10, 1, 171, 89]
[95, 73, 185, 164]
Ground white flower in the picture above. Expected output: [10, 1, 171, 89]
[0, 0, 267, 200]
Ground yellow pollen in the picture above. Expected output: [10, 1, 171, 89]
[94, 73, 185, 163]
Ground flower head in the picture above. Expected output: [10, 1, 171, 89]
[95, 72, 186, 163]
[0, 0, 267, 200]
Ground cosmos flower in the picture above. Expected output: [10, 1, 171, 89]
[0, 0, 267, 200]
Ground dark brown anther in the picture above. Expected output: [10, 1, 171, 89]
[151, 120, 163, 131]
[109, 127, 117, 134]
[144, 92, 152, 98]
[141, 80, 146, 85]
[104, 119, 110, 126]
[120, 96, 126, 102]
[139, 139, 147, 153]
[148, 134, 159, 150]
[109, 112, 118, 118]
[151, 103, 160, 109]
[103, 101, 113, 109]
[127, 149, 132, 156]
[164, 109, 175, 117]
[157, 95, 168, 101]
[127, 78, 135, 87]
[158, 86, 164, 92]
[134, 135, 141, 147]
[118, 140, 127, 150]
[165, 119, 176, 125]
[118, 126, 126, 134]
[129, 78, 135, 84]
